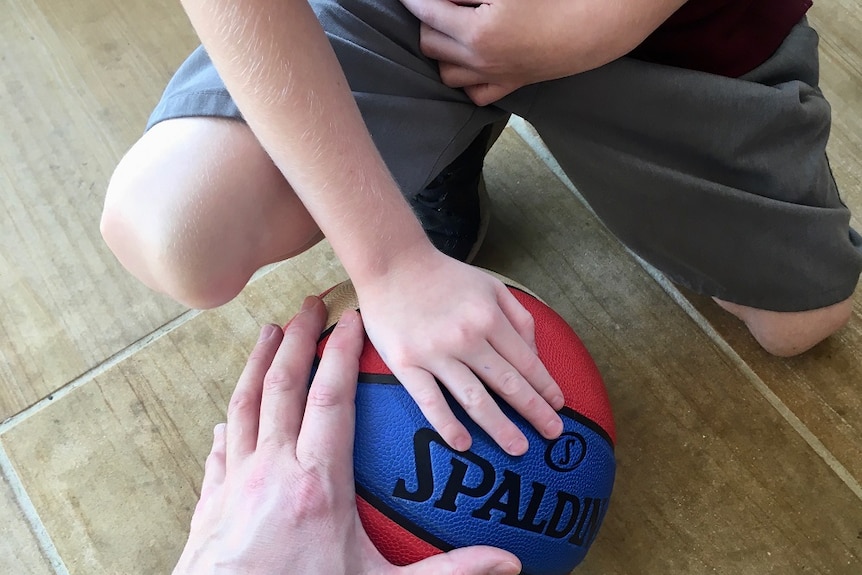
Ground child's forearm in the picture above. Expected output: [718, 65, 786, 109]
[179, 0, 434, 283]
[178, 0, 566, 458]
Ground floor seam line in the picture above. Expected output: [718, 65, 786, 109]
[0, 441, 71, 575]
[0, 308, 202, 435]
[509, 116, 862, 502]
[645, 269, 862, 501]
[0, 259, 290, 434]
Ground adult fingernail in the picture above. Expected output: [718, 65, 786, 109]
[336, 309, 358, 326]
[490, 561, 521, 575]
[300, 296, 318, 312]
[506, 436, 528, 456]
[259, 324, 279, 341]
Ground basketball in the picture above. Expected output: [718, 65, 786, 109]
[313, 274, 616, 575]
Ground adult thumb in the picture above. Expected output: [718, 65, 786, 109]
[401, 545, 521, 575]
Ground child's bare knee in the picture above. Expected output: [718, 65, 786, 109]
[101, 119, 322, 309]
[714, 296, 854, 357]
[101, 164, 162, 290]
[101, 166, 245, 310]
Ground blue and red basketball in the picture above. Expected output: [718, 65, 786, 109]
[314, 276, 616, 575]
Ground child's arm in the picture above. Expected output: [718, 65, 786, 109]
[179, 0, 564, 454]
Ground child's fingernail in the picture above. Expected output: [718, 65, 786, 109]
[552, 395, 565, 410]
[300, 296, 318, 312]
[259, 324, 279, 341]
[545, 416, 563, 437]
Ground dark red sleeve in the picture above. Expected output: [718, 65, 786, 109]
[629, 0, 813, 77]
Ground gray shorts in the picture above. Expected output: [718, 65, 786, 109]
[148, 0, 862, 312]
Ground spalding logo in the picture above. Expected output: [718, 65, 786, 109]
[391, 428, 608, 547]
[544, 433, 587, 473]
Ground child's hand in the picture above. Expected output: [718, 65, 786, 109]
[356, 252, 565, 455]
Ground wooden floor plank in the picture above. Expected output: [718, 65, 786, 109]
[477, 133, 862, 574]
[3, 132, 860, 575]
[1, 243, 346, 575]
[679, 0, 862, 488]
[3, 0, 861, 572]
[0, 0, 197, 420]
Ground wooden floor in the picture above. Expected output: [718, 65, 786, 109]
[1, 1, 860, 573]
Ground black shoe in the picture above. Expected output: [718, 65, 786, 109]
[410, 126, 493, 263]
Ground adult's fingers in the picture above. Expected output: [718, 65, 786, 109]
[191, 423, 226, 530]
[257, 296, 326, 450]
[295, 310, 365, 472]
[399, 545, 521, 575]
[203, 423, 227, 488]
[225, 324, 283, 467]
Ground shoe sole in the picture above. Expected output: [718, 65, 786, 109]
[465, 174, 491, 264]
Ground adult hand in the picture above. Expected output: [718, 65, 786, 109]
[356, 252, 564, 457]
[174, 296, 522, 575]
[399, 0, 684, 105]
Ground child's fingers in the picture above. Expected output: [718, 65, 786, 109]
[493, 289, 565, 411]
[400, 365, 473, 453]
[467, 341, 563, 442]
[399, 0, 473, 42]
[494, 283, 539, 355]
[434, 360, 528, 456]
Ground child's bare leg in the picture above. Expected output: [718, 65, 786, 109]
[714, 296, 854, 357]
[101, 117, 323, 309]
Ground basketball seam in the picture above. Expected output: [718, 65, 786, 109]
[558, 407, 614, 451]
[356, 484, 454, 552]
[358, 373, 400, 384]
[355, 485, 539, 575]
